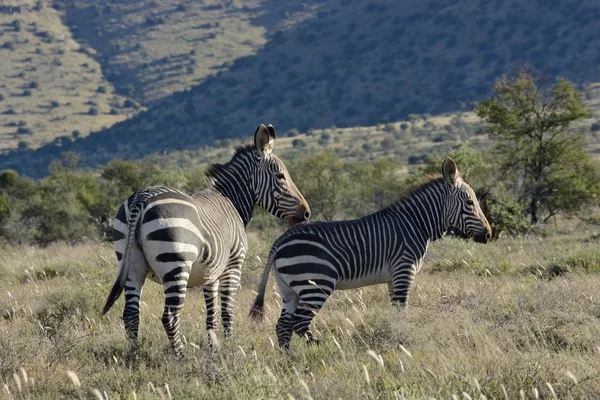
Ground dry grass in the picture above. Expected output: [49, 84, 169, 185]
[1, 228, 600, 399]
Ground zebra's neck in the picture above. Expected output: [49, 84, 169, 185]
[206, 150, 257, 227]
[385, 178, 449, 242]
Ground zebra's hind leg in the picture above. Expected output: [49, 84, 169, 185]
[274, 271, 299, 350]
[121, 243, 149, 350]
[203, 281, 219, 345]
[291, 297, 327, 346]
[219, 266, 242, 338]
[276, 299, 297, 350]
[161, 265, 191, 357]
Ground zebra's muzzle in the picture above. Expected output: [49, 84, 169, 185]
[473, 230, 491, 244]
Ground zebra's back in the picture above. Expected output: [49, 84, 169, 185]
[115, 186, 246, 288]
[271, 216, 399, 290]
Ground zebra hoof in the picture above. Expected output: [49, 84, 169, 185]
[306, 336, 320, 346]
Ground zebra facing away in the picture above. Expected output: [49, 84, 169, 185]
[250, 157, 491, 350]
[102, 124, 310, 355]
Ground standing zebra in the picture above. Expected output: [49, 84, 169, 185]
[250, 158, 491, 349]
[102, 124, 310, 355]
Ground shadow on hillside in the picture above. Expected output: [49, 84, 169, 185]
[3, 0, 600, 178]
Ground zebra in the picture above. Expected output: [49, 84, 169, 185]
[249, 157, 491, 350]
[102, 124, 310, 355]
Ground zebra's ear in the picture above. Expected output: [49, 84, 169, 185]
[442, 157, 458, 186]
[254, 124, 275, 156]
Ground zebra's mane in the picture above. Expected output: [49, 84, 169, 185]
[383, 175, 449, 212]
[204, 142, 256, 182]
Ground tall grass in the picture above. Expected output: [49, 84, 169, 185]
[2, 229, 600, 398]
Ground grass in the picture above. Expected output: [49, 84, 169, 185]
[2, 227, 600, 398]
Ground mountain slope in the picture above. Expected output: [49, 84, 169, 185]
[2, 0, 600, 176]
[0, 0, 132, 152]
[58, 0, 329, 104]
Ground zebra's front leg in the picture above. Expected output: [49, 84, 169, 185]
[219, 265, 242, 338]
[389, 263, 418, 307]
[202, 281, 219, 342]
[161, 265, 191, 356]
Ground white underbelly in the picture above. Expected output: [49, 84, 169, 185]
[146, 260, 218, 288]
[336, 274, 390, 290]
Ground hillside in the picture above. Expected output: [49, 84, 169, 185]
[1, 0, 600, 176]
[0, 0, 132, 152]
[57, 0, 328, 104]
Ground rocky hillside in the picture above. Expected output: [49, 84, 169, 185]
[1, 0, 600, 177]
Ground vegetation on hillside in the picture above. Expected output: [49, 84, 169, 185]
[0, 1, 133, 152]
[57, 0, 327, 103]
[2, 0, 600, 175]
[1, 71, 598, 246]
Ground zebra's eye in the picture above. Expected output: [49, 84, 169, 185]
[466, 199, 474, 207]
[275, 173, 286, 180]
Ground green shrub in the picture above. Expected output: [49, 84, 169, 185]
[292, 139, 306, 148]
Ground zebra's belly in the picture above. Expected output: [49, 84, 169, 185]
[145, 260, 220, 288]
[336, 273, 390, 290]
[187, 259, 220, 288]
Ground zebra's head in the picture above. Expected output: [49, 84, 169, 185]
[253, 124, 310, 226]
[442, 157, 492, 244]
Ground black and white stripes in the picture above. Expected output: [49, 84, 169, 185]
[250, 158, 491, 349]
[102, 124, 310, 355]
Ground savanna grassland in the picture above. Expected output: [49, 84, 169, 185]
[2, 226, 600, 399]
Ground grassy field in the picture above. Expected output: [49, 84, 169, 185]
[2, 225, 600, 399]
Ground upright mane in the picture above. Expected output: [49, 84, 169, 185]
[204, 142, 256, 184]
[382, 175, 447, 213]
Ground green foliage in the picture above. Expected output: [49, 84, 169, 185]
[0, 154, 194, 245]
[476, 69, 600, 224]
[290, 152, 402, 221]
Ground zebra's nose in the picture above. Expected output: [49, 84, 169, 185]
[485, 232, 491, 240]
[300, 204, 311, 221]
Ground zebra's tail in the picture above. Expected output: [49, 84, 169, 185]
[249, 250, 276, 322]
[102, 198, 143, 315]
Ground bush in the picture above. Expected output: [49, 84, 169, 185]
[319, 133, 331, 145]
[50, 100, 60, 108]
[97, 86, 107, 93]
[72, 130, 81, 138]
[286, 128, 300, 137]
[145, 15, 165, 26]
[17, 127, 32, 135]
[591, 122, 600, 132]
[30, 81, 39, 89]
[23, 90, 32, 97]
[88, 107, 99, 116]
[292, 139, 306, 149]
[123, 99, 138, 108]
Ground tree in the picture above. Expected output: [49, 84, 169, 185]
[476, 69, 600, 224]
